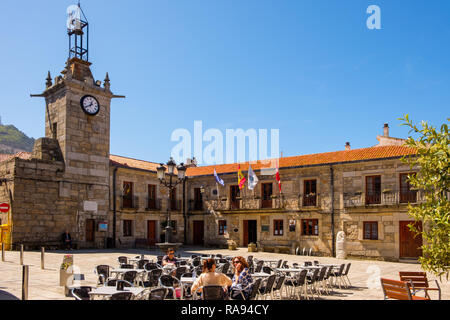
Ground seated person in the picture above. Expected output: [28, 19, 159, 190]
[162, 248, 178, 266]
[61, 230, 72, 250]
[229, 256, 254, 300]
[191, 258, 232, 298]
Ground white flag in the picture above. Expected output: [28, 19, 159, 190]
[248, 165, 259, 190]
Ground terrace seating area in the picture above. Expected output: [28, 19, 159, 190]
[73, 254, 358, 300]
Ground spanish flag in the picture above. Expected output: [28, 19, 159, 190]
[238, 164, 246, 189]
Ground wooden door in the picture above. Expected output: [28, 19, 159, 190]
[86, 219, 95, 242]
[193, 221, 204, 245]
[243, 220, 257, 246]
[243, 220, 249, 247]
[147, 220, 157, 245]
[399, 221, 423, 258]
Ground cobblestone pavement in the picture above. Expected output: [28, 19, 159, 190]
[0, 247, 448, 300]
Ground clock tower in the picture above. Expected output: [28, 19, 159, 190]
[31, 3, 121, 247]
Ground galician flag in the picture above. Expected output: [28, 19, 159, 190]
[238, 164, 246, 190]
[248, 165, 259, 190]
[214, 168, 224, 186]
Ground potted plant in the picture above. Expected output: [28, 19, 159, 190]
[227, 240, 237, 250]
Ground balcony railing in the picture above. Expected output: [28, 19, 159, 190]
[302, 194, 317, 207]
[188, 200, 203, 211]
[169, 199, 182, 211]
[344, 190, 425, 207]
[120, 195, 139, 210]
[146, 198, 162, 210]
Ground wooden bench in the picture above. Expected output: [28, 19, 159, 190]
[399, 271, 441, 300]
[380, 278, 430, 300]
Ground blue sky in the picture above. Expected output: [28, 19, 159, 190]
[0, 0, 448, 165]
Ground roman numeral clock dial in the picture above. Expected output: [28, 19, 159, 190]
[80, 95, 100, 115]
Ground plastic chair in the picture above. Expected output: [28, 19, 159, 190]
[272, 275, 286, 299]
[143, 268, 162, 288]
[137, 259, 149, 269]
[117, 256, 128, 265]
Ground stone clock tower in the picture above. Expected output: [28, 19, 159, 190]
[29, 5, 120, 248]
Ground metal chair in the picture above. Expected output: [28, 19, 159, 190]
[143, 268, 162, 288]
[202, 285, 227, 300]
[254, 260, 264, 273]
[137, 259, 149, 269]
[330, 264, 346, 289]
[71, 286, 92, 300]
[304, 261, 312, 267]
[284, 269, 308, 300]
[276, 259, 283, 268]
[95, 265, 111, 286]
[342, 263, 352, 288]
[272, 275, 286, 300]
[175, 266, 187, 280]
[262, 266, 273, 275]
[144, 262, 161, 271]
[117, 256, 128, 265]
[123, 270, 138, 286]
[159, 275, 180, 299]
[148, 287, 168, 300]
[258, 274, 277, 300]
[110, 291, 133, 300]
[306, 268, 321, 299]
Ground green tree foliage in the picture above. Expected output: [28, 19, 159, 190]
[399, 115, 449, 279]
[0, 124, 35, 153]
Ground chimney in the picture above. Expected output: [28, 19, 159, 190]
[383, 123, 389, 137]
[345, 142, 351, 151]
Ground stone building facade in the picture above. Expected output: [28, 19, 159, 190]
[0, 20, 424, 262]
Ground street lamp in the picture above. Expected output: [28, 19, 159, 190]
[157, 157, 186, 243]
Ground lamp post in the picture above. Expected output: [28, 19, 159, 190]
[157, 158, 186, 244]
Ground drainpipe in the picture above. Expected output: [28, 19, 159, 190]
[183, 178, 187, 244]
[330, 165, 336, 257]
[112, 167, 118, 249]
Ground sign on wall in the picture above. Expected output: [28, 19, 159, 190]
[83, 201, 98, 213]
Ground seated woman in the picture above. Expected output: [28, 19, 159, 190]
[191, 258, 232, 298]
[229, 256, 254, 300]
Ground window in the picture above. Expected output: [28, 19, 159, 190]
[273, 220, 284, 236]
[366, 175, 381, 204]
[123, 220, 133, 237]
[170, 188, 178, 210]
[230, 185, 240, 209]
[261, 183, 273, 208]
[194, 188, 203, 210]
[303, 180, 317, 206]
[302, 219, 319, 236]
[400, 173, 417, 203]
[147, 184, 157, 209]
[218, 220, 227, 235]
[363, 222, 378, 240]
[52, 122, 57, 140]
[122, 181, 133, 208]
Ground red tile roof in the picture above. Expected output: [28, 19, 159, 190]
[185, 145, 417, 177]
[110, 154, 160, 172]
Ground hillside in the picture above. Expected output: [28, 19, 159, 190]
[0, 124, 35, 154]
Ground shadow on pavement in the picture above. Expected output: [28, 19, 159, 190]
[0, 290, 20, 300]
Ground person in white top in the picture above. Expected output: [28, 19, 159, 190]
[191, 258, 232, 296]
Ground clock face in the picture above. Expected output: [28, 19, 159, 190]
[80, 95, 100, 115]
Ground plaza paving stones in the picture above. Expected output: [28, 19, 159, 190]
[0, 247, 448, 300]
